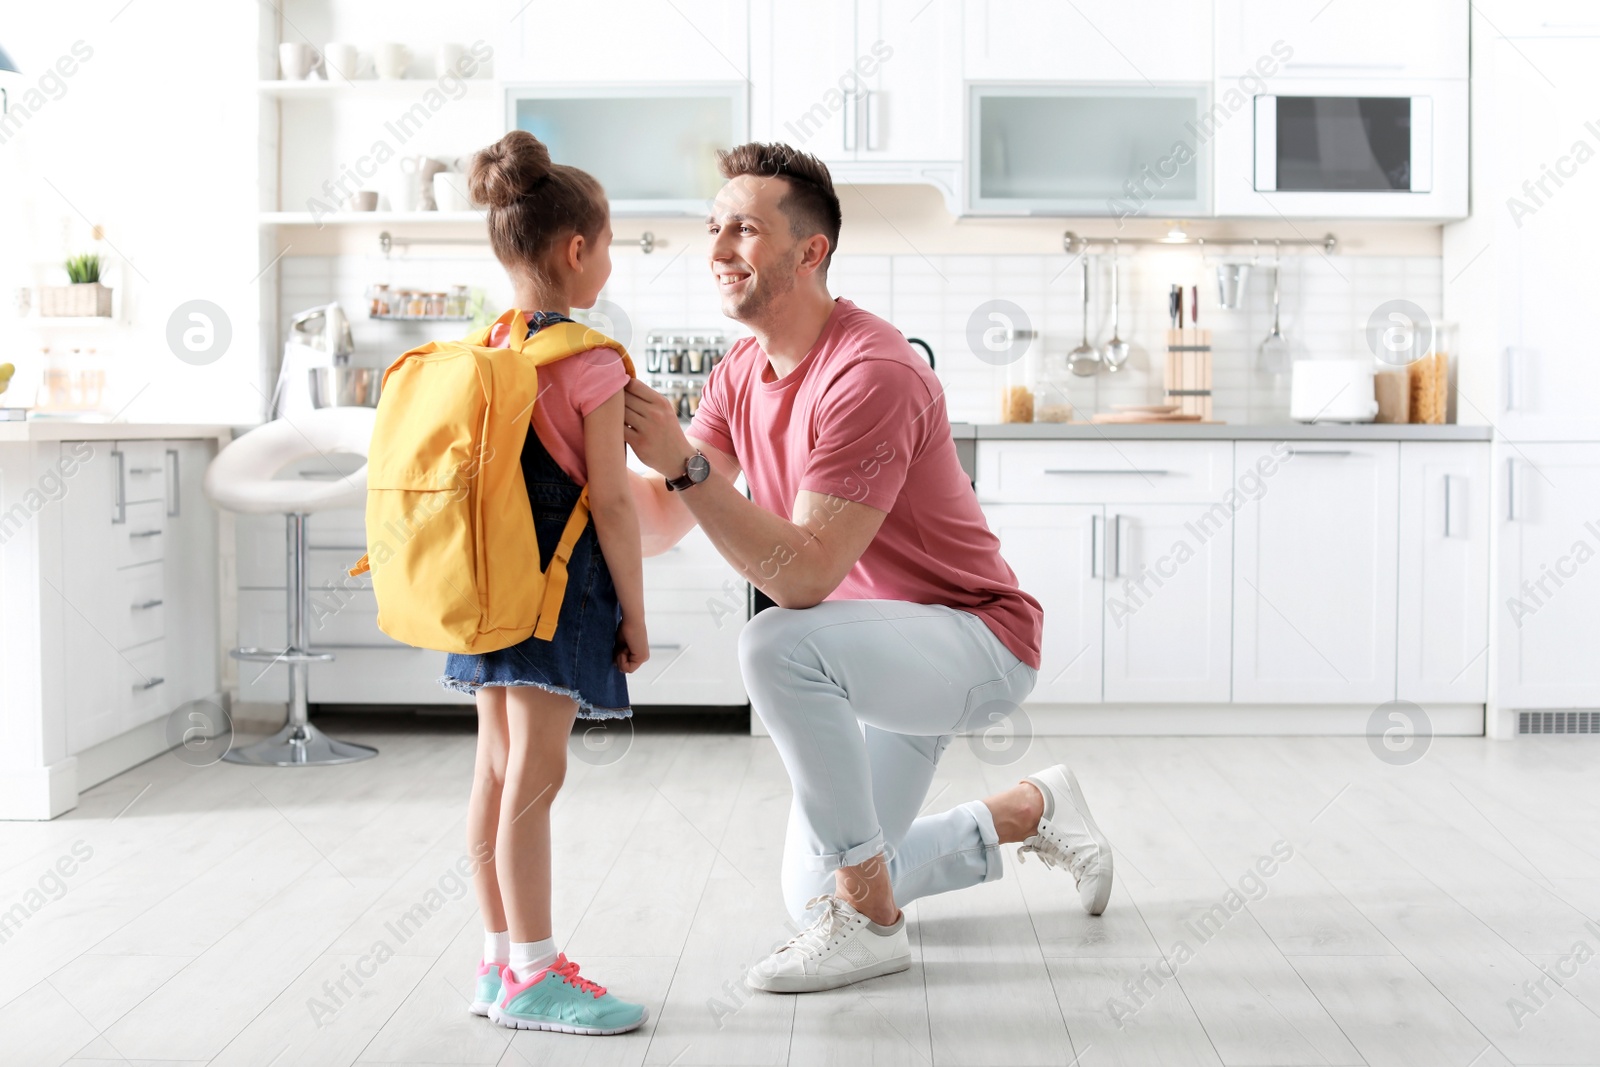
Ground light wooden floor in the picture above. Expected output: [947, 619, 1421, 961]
[4, 713, 1600, 1067]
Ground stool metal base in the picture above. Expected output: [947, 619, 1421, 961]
[222, 721, 378, 767]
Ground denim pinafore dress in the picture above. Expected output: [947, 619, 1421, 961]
[437, 313, 631, 719]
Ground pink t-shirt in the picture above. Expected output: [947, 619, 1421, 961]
[488, 315, 628, 485]
[689, 299, 1044, 669]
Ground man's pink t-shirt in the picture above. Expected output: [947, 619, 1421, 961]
[689, 298, 1044, 669]
[488, 315, 628, 484]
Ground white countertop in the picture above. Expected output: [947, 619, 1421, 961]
[950, 423, 1494, 441]
[0, 419, 238, 443]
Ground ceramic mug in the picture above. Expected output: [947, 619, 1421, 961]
[278, 42, 324, 80]
[388, 157, 427, 212]
[345, 190, 379, 212]
[433, 172, 473, 213]
[436, 42, 466, 78]
[373, 42, 411, 80]
[324, 42, 372, 80]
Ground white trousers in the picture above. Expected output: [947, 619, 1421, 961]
[738, 600, 1038, 923]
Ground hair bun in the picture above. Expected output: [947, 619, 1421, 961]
[468, 130, 553, 209]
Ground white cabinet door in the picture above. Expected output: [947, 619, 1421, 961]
[1103, 504, 1232, 703]
[750, 0, 862, 162]
[1495, 37, 1600, 439]
[1496, 444, 1600, 707]
[1233, 443, 1400, 704]
[162, 439, 220, 711]
[985, 504, 1103, 704]
[965, 0, 1213, 81]
[507, 0, 750, 82]
[856, 0, 962, 161]
[1216, 0, 1466, 79]
[1397, 443, 1490, 703]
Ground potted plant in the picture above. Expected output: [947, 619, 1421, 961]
[41, 253, 113, 317]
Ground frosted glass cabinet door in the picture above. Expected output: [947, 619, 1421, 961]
[968, 85, 1211, 215]
[508, 85, 747, 213]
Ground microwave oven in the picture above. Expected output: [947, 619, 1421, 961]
[1215, 79, 1467, 219]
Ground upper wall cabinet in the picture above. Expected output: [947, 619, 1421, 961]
[1215, 0, 1467, 80]
[750, 0, 963, 164]
[964, 0, 1213, 82]
[1469, 0, 1600, 38]
[504, 0, 750, 82]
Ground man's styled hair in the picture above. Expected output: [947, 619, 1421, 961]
[716, 142, 843, 272]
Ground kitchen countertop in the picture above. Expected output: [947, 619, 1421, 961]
[0, 420, 239, 443]
[950, 422, 1493, 442]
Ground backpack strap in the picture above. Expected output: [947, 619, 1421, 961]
[530, 485, 593, 641]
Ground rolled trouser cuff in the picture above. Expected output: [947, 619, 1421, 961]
[798, 830, 888, 873]
[961, 799, 1005, 883]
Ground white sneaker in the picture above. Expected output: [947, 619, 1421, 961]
[1018, 764, 1114, 915]
[746, 895, 911, 994]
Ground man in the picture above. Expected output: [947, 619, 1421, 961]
[622, 143, 1114, 994]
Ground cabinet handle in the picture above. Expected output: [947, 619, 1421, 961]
[1503, 347, 1522, 411]
[129, 529, 164, 539]
[1112, 514, 1125, 578]
[134, 676, 166, 692]
[1090, 513, 1103, 579]
[1443, 475, 1454, 539]
[842, 90, 859, 152]
[112, 449, 126, 525]
[1286, 448, 1352, 456]
[1506, 458, 1518, 521]
[132, 598, 164, 611]
[648, 643, 683, 651]
[1045, 468, 1170, 476]
[865, 89, 882, 151]
[126, 466, 164, 475]
[166, 448, 180, 517]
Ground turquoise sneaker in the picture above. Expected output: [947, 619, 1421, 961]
[469, 959, 503, 1016]
[488, 953, 647, 1035]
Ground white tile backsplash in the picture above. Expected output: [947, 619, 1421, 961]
[279, 246, 1441, 426]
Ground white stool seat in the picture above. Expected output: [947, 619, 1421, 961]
[203, 407, 378, 767]
[205, 408, 375, 515]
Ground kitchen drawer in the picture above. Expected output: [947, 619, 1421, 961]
[118, 562, 167, 649]
[124, 639, 172, 728]
[976, 441, 1232, 504]
[116, 440, 170, 505]
[113, 501, 167, 568]
[626, 609, 746, 706]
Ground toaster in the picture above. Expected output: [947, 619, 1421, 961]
[1290, 360, 1380, 423]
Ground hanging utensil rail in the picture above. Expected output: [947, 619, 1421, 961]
[1062, 231, 1336, 256]
[378, 231, 658, 257]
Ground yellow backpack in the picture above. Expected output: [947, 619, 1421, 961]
[349, 310, 635, 654]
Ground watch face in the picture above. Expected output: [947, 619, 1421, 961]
[686, 453, 711, 482]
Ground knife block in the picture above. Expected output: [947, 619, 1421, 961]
[1164, 328, 1212, 419]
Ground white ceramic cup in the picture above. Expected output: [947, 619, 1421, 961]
[436, 43, 466, 78]
[323, 42, 372, 81]
[373, 42, 411, 80]
[389, 159, 422, 212]
[278, 42, 324, 81]
[345, 190, 379, 212]
[432, 172, 472, 213]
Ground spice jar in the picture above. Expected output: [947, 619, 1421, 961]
[369, 284, 392, 317]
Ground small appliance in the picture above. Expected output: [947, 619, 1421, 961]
[1290, 359, 1380, 423]
[273, 303, 356, 418]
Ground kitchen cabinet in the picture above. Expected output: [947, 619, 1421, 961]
[1491, 36, 1600, 440]
[750, 0, 963, 164]
[1103, 503, 1232, 703]
[1495, 444, 1600, 708]
[60, 438, 219, 755]
[979, 440, 1234, 704]
[1215, 0, 1467, 80]
[964, 0, 1213, 82]
[1469, 0, 1600, 38]
[1397, 442, 1490, 703]
[984, 504, 1104, 704]
[1232, 442, 1400, 704]
[504, 0, 750, 83]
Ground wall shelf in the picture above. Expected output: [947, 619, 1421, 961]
[258, 79, 497, 99]
[260, 211, 485, 226]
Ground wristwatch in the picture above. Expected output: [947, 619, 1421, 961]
[665, 449, 711, 492]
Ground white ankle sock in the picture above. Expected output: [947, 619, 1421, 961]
[485, 930, 510, 966]
[509, 938, 559, 980]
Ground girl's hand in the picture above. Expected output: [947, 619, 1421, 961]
[615, 615, 650, 673]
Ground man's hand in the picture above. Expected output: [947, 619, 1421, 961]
[623, 379, 694, 478]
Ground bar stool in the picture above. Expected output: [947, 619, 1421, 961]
[204, 408, 379, 766]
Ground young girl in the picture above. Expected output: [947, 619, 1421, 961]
[440, 130, 649, 1035]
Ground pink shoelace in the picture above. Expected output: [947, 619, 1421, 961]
[547, 953, 606, 998]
